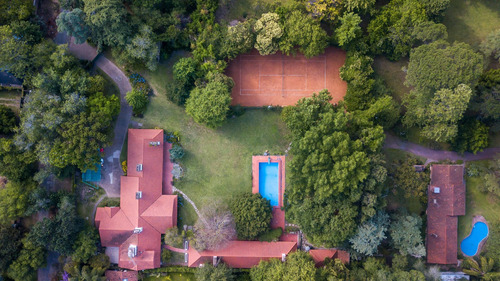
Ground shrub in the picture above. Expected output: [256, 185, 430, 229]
[169, 145, 184, 161]
[257, 228, 282, 242]
[164, 227, 183, 248]
[230, 193, 272, 240]
[161, 249, 173, 264]
[121, 160, 127, 174]
[125, 89, 149, 115]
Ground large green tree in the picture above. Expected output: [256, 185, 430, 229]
[28, 196, 84, 255]
[0, 0, 33, 25]
[56, 9, 90, 44]
[49, 111, 112, 171]
[335, 12, 362, 48]
[7, 237, 46, 281]
[405, 40, 483, 96]
[195, 263, 234, 281]
[349, 211, 389, 256]
[391, 156, 429, 203]
[279, 10, 328, 58]
[222, 20, 256, 60]
[0, 180, 37, 223]
[254, 13, 283, 56]
[185, 78, 233, 129]
[83, 0, 131, 48]
[230, 193, 272, 240]
[0, 105, 17, 135]
[0, 138, 37, 182]
[125, 25, 159, 71]
[480, 29, 500, 63]
[367, 0, 427, 60]
[0, 225, 22, 273]
[390, 212, 426, 257]
[250, 251, 317, 281]
[282, 91, 387, 246]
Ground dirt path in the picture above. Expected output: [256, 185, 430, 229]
[172, 186, 201, 218]
[384, 133, 500, 162]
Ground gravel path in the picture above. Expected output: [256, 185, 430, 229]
[384, 133, 500, 162]
[172, 186, 201, 218]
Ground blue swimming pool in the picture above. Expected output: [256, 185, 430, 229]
[259, 162, 279, 206]
[461, 222, 489, 256]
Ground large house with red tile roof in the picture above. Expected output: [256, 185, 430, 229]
[426, 165, 466, 265]
[95, 129, 177, 271]
[95, 129, 349, 271]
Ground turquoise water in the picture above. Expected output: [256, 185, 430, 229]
[461, 222, 489, 256]
[259, 162, 279, 206]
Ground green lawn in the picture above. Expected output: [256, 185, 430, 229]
[139, 54, 290, 225]
[443, 0, 500, 49]
[458, 160, 500, 246]
[373, 57, 410, 103]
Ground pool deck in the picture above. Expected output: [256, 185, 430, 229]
[252, 155, 286, 230]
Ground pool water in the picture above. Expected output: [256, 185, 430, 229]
[461, 222, 489, 256]
[259, 162, 279, 206]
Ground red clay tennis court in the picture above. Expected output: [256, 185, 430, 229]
[226, 47, 347, 107]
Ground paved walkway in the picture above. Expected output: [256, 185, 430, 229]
[54, 32, 132, 197]
[384, 133, 500, 162]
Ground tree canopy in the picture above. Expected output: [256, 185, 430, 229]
[193, 201, 236, 251]
[229, 193, 272, 240]
[279, 10, 328, 58]
[185, 78, 233, 129]
[254, 13, 283, 56]
[282, 91, 387, 246]
[56, 9, 90, 44]
[390, 212, 426, 257]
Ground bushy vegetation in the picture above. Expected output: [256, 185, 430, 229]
[230, 193, 272, 240]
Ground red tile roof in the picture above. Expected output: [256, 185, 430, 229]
[187, 241, 297, 268]
[95, 129, 177, 271]
[309, 249, 350, 267]
[427, 165, 466, 265]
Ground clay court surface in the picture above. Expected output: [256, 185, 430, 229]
[226, 47, 347, 107]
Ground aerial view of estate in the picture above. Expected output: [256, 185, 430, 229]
[0, 0, 500, 280]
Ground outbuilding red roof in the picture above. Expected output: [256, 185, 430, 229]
[95, 129, 177, 271]
[309, 249, 350, 267]
[426, 165, 466, 265]
[187, 241, 297, 268]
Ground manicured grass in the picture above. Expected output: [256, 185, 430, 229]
[219, 0, 294, 22]
[443, 0, 500, 48]
[458, 160, 500, 247]
[139, 54, 290, 224]
[143, 273, 195, 281]
[384, 148, 427, 215]
[373, 57, 410, 103]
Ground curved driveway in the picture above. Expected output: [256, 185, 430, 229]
[55, 32, 132, 197]
[384, 133, 500, 162]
